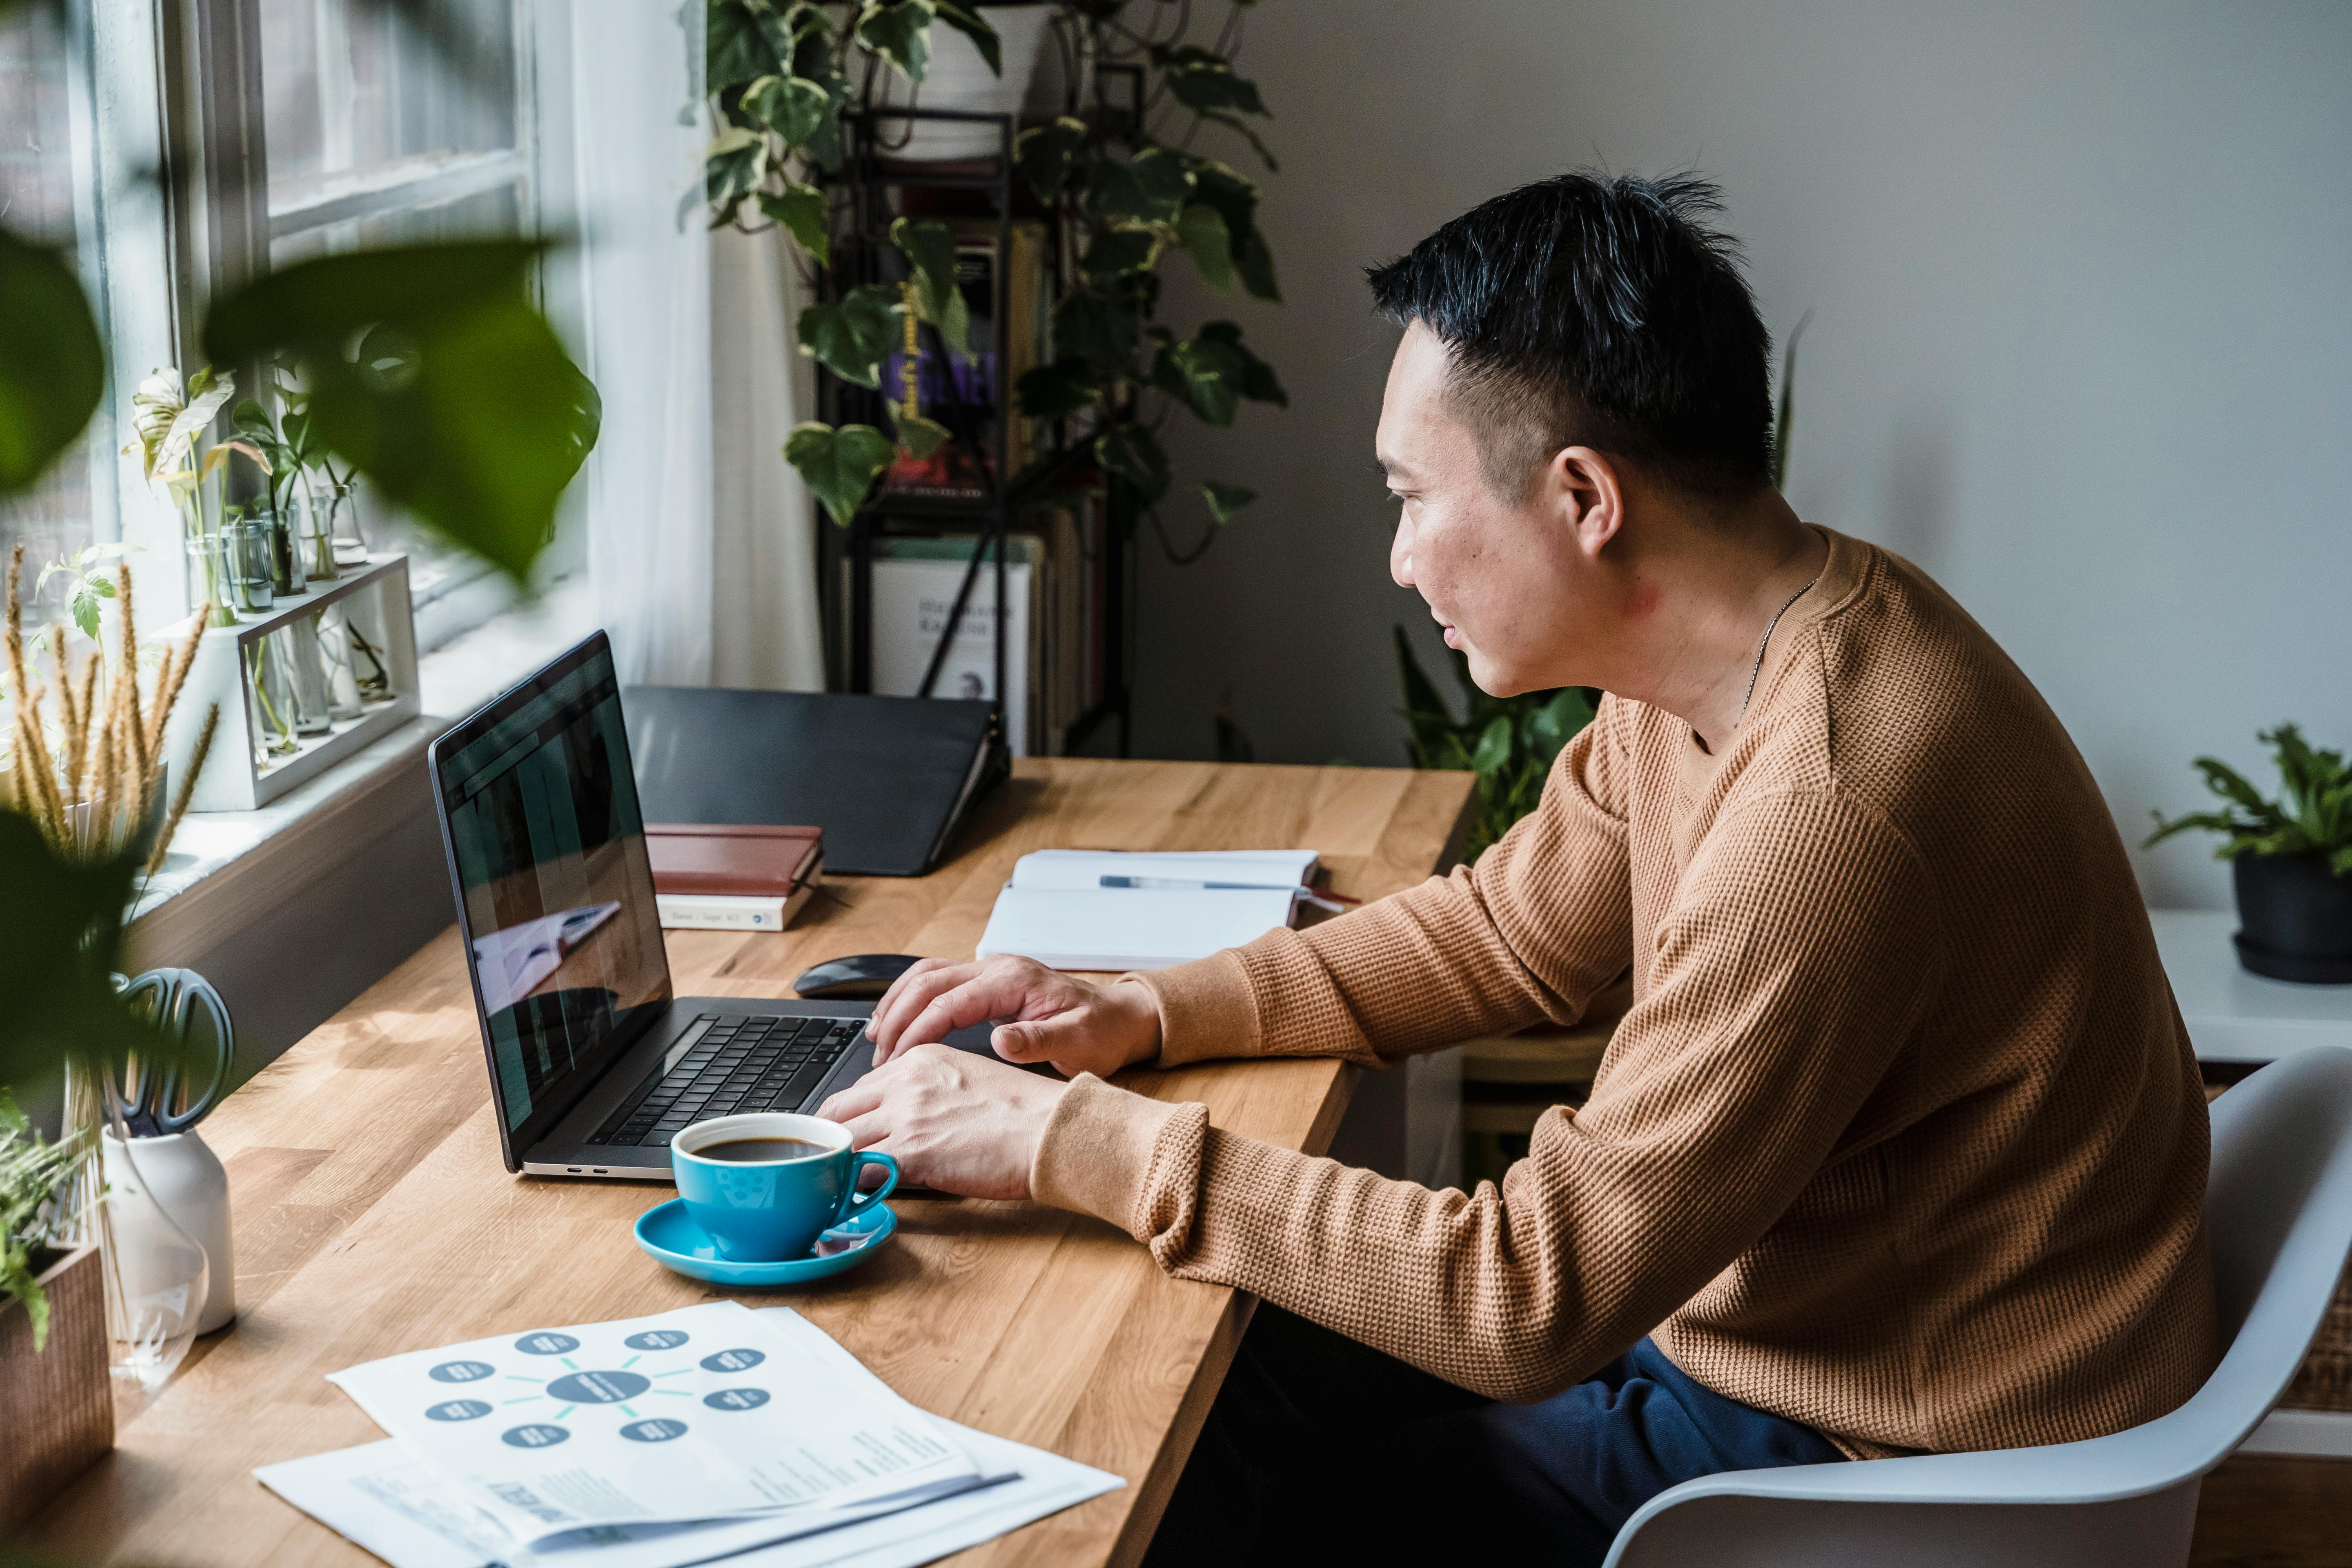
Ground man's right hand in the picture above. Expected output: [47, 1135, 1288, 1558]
[864, 955, 1163, 1080]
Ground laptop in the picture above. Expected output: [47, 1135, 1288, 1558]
[428, 630, 991, 1179]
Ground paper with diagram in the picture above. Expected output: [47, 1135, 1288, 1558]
[326, 1301, 978, 1545]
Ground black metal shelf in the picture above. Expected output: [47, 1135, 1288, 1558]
[816, 104, 1132, 759]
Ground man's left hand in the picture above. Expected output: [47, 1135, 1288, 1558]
[816, 1044, 1069, 1201]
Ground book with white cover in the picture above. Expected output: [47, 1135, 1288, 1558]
[976, 849, 1323, 971]
[1008, 848, 1319, 891]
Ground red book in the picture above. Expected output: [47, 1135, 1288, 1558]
[644, 824, 822, 897]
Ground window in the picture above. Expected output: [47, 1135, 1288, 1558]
[258, 0, 557, 646]
[0, 0, 109, 616]
[3, 0, 573, 649]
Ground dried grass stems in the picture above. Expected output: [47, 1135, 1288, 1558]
[5, 543, 216, 876]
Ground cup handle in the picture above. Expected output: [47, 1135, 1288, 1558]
[840, 1151, 899, 1221]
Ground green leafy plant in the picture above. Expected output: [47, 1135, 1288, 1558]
[1, 1089, 88, 1352]
[2145, 723, 2352, 874]
[703, 0, 1286, 556]
[1395, 626, 1597, 860]
[34, 544, 140, 641]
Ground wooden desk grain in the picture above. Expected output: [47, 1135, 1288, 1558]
[29, 758, 1473, 1568]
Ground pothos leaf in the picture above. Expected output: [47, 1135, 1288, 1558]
[1094, 423, 1171, 507]
[1165, 58, 1270, 117]
[702, 126, 768, 223]
[796, 284, 903, 389]
[740, 74, 833, 153]
[1201, 481, 1256, 524]
[784, 420, 894, 526]
[1082, 147, 1195, 226]
[1015, 116, 1090, 204]
[855, 0, 936, 82]
[1174, 203, 1235, 291]
[707, 0, 795, 92]
[889, 217, 971, 361]
[1234, 222, 1281, 301]
[1154, 333, 1245, 426]
[1081, 227, 1159, 281]
[1016, 358, 1100, 419]
[758, 185, 829, 265]
[930, 0, 1000, 74]
[889, 410, 952, 462]
[1199, 320, 1287, 405]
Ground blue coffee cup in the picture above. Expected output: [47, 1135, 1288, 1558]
[671, 1112, 898, 1262]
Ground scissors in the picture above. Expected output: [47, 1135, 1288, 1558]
[113, 968, 236, 1138]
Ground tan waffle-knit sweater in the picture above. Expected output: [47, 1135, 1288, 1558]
[1030, 526, 2217, 1459]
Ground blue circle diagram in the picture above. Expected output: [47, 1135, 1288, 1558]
[701, 1347, 766, 1373]
[503, 1424, 571, 1448]
[704, 1387, 771, 1412]
[545, 1369, 653, 1404]
[429, 1360, 497, 1383]
[624, 1329, 690, 1351]
[514, 1332, 581, 1356]
[620, 1419, 690, 1443]
[426, 1399, 493, 1421]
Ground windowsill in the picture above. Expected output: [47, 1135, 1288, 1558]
[127, 577, 596, 956]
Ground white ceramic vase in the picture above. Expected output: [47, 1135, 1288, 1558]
[893, 4, 1055, 162]
[102, 1129, 235, 1335]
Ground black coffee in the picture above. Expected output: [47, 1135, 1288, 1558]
[697, 1137, 830, 1163]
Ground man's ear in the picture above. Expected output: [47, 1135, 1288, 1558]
[1547, 446, 1624, 561]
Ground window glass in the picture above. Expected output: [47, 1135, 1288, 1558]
[260, 0, 539, 639]
[262, 0, 517, 207]
[0, 0, 101, 615]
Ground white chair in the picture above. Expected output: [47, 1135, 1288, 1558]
[1602, 1044, 2352, 1568]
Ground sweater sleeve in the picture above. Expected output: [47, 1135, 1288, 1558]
[1135, 698, 1640, 1068]
[1034, 790, 1944, 1401]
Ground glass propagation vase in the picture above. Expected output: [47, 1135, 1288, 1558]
[183, 533, 233, 622]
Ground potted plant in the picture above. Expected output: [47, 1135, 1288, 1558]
[0, 1089, 112, 1530]
[703, 0, 1285, 559]
[2146, 724, 2352, 984]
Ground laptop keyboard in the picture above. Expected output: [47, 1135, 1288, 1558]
[591, 1013, 865, 1147]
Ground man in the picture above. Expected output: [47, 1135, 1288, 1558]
[818, 172, 2216, 1562]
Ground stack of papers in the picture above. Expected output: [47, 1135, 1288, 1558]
[975, 849, 1323, 971]
[258, 1303, 1121, 1568]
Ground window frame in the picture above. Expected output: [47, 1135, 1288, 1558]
[164, 0, 585, 644]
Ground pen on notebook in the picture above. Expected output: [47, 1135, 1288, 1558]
[1098, 875, 1360, 909]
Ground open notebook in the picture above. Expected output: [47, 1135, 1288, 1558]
[975, 849, 1322, 971]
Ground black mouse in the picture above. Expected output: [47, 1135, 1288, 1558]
[793, 953, 926, 1000]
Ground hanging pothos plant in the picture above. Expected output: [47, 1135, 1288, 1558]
[703, 0, 1286, 560]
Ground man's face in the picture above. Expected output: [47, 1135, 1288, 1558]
[1377, 321, 1593, 697]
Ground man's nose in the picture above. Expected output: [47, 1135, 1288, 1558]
[1389, 522, 1414, 588]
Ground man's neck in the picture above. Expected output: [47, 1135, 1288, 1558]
[1605, 494, 1828, 755]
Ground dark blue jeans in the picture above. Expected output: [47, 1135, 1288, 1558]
[1145, 1305, 1847, 1566]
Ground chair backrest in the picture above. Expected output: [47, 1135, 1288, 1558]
[2180, 1043, 2352, 1460]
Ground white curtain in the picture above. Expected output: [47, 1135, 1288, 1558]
[710, 225, 827, 691]
[570, 0, 713, 686]
[564, 0, 825, 692]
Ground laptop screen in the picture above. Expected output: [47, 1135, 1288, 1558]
[433, 633, 671, 1146]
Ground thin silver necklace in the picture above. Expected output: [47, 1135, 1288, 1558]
[1737, 578, 1820, 722]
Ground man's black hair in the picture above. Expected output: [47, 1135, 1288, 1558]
[1367, 171, 1774, 499]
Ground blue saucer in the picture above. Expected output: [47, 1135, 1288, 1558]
[633, 1199, 897, 1286]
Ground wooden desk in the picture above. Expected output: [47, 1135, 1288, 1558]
[30, 758, 1472, 1568]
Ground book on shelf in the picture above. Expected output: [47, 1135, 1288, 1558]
[864, 535, 1045, 757]
[879, 220, 1051, 504]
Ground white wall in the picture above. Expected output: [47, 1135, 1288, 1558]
[1132, 0, 2352, 909]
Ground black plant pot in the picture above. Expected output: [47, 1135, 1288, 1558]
[2233, 851, 2352, 985]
